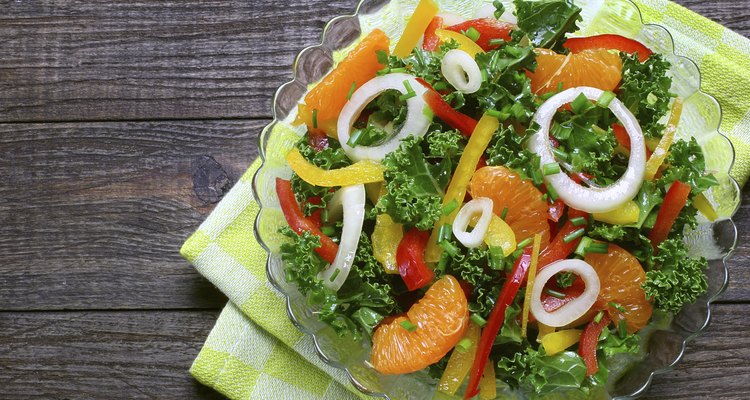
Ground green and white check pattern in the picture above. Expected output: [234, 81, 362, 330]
[181, 1, 750, 399]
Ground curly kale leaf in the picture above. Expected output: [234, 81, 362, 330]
[659, 137, 719, 193]
[496, 348, 587, 394]
[643, 238, 709, 313]
[514, 0, 582, 49]
[376, 135, 445, 230]
[440, 243, 502, 317]
[379, 43, 457, 93]
[618, 53, 674, 138]
[291, 135, 351, 215]
[485, 124, 541, 181]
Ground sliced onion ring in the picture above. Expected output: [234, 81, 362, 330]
[452, 197, 494, 248]
[437, 12, 466, 26]
[528, 86, 647, 213]
[318, 184, 366, 291]
[530, 259, 601, 327]
[441, 49, 482, 94]
[338, 73, 430, 162]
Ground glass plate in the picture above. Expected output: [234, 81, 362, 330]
[251, 1, 740, 398]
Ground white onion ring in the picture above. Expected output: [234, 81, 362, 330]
[437, 12, 466, 27]
[441, 49, 482, 94]
[318, 184, 366, 291]
[530, 259, 601, 327]
[472, 3, 516, 24]
[452, 197, 494, 248]
[338, 73, 430, 162]
[528, 86, 647, 213]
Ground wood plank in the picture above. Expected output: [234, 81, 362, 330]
[0, 305, 747, 399]
[0, 120, 264, 310]
[678, 0, 750, 37]
[0, 0, 351, 122]
[0, 310, 223, 399]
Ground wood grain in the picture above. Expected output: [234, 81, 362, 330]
[0, 120, 264, 310]
[0, 0, 350, 122]
[0, 310, 223, 399]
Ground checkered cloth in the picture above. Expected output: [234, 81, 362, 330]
[181, 1, 750, 399]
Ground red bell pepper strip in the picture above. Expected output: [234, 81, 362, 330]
[445, 18, 513, 51]
[538, 208, 588, 269]
[649, 180, 692, 248]
[423, 16, 443, 51]
[563, 34, 653, 62]
[422, 88, 478, 137]
[612, 124, 630, 151]
[541, 277, 585, 312]
[276, 178, 338, 263]
[396, 228, 435, 291]
[464, 247, 533, 399]
[579, 314, 611, 376]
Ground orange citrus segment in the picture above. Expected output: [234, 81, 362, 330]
[295, 29, 390, 137]
[371, 275, 469, 374]
[468, 166, 550, 248]
[528, 48, 622, 94]
[585, 244, 653, 333]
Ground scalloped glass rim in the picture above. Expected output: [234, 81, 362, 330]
[251, 1, 740, 399]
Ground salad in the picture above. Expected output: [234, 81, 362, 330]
[274, 0, 720, 398]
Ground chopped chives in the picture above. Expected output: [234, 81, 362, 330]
[545, 288, 566, 299]
[320, 209, 329, 223]
[618, 319, 628, 338]
[400, 320, 418, 332]
[346, 82, 357, 100]
[346, 129, 364, 147]
[570, 216, 587, 226]
[433, 81, 448, 91]
[597, 90, 616, 108]
[470, 314, 487, 327]
[329, 268, 340, 282]
[437, 252, 450, 273]
[456, 338, 473, 352]
[462, 27, 481, 42]
[488, 38, 505, 46]
[437, 224, 453, 243]
[489, 246, 505, 270]
[543, 162, 561, 176]
[320, 226, 336, 236]
[390, 67, 407, 73]
[541, 193, 548, 202]
[399, 91, 417, 101]
[547, 184, 559, 202]
[511, 248, 523, 259]
[586, 241, 609, 254]
[487, 109, 510, 121]
[608, 301, 627, 313]
[442, 199, 459, 215]
[594, 311, 605, 324]
[517, 237, 533, 249]
[570, 93, 593, 114]
[591, 124, 607, 136]
[439, 240, 460, 256]
[551, 147, 569, 162]
[402, 79, 414, 94]
[311, 109, 318, 129]
[574, 236, 592, 257]
[563, 228, 585, 243]
[510, 102, 527, 119]
[505, 45, 522, 58]
[500, 207, 509, 220]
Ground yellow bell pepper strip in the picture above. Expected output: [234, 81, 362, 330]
[286, 148, 385, 187]
[393, 0, 439, 58]
[521, 233, 542, 338]
[645, 97, 684, 180]
[425, 114, 500, 262]
[372, 213, 403, 274]
[694, 192, 718, 221]
[483, 214, 517, 256]
[541, 329, 583, 356]
[593, 200, 639, 225]
[435, 29, 485, 58]
[478, 360, 496, 400]
[437, 321, 481, 394]
[536, 322, 556, 343]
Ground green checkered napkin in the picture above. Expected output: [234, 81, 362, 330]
[181, 1, 750, 399]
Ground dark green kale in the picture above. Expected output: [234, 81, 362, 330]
[495, 348, 588, 394]
[440, 243, 502, 317]
[485, 124, 541, 181]
[375, 135, 445, 230]
[618, 53, 674, 138]
[658, 137, 719, 193]
[291, 134, 351, 215]
[279, 227, 399, 339]
[514, 0, 582, 49]
[643, 238, 709, 313]
[378, 42, 457, 93]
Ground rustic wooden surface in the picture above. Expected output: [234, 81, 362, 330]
[1, 0, 748, 398]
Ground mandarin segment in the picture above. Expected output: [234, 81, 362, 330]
[371, 275, 469, 374]
[528, 48, 622, 94]
[585, 244, 653, 333]
[468, 166, 550, 248]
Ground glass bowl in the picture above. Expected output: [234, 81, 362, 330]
[252, 1, 740, 398]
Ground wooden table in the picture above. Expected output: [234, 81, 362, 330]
[1, 1, 748, 398]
